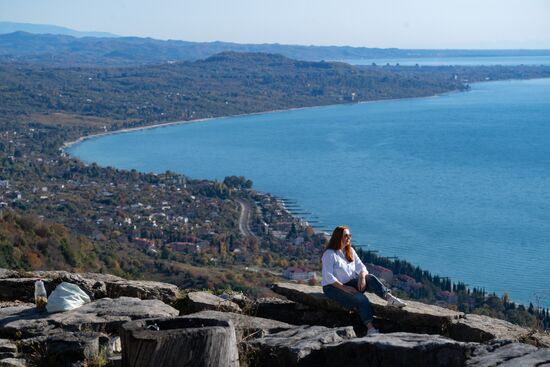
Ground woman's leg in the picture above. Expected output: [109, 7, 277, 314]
[323, 283, 374, 324]
[365, 274, 390, 299]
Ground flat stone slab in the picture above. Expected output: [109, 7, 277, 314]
[272, 282, 462, 334]
[0, 297, 178, 338]
[451, 314, 550, 346]
[320, 332, 475, 367]
[246, 325, 356, 366]
[467, 340, 538, 366]
[467, 339, 550, 367]
[185, 291, 242, 313]
[184, 310, 294, 341]
[247, 327, 475, 367]
[0, 270, 179, 304]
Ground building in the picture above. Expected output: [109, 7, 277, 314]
[282, 267, 316, 281]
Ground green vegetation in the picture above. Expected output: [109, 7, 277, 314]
[2, 52, 550, 129]
[1, 31, 550, 66]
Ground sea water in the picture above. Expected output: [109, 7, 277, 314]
[69, 78, 550, 307]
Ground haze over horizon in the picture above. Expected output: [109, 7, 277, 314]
[1, 0, 549, 49]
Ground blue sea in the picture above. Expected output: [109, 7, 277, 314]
[69, 78, 550, 308]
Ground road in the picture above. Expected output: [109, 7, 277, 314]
[236, 198, 257, 238]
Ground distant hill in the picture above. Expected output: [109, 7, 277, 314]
[0, 21, 117, 38]
[1, 30, 550, 67]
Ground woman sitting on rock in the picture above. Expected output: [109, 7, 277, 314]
[322, 225, 406, 336]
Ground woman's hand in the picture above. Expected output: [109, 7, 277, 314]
[343, 285, 359, 295]
[358, 272, 368, 292]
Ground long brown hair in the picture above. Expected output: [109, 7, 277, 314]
[325, 225, 353, 262]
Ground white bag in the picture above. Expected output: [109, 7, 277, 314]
[46, 282, 91, 313]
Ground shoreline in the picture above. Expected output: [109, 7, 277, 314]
[61, 77, 550, 153]
[62, 87, 467, 152]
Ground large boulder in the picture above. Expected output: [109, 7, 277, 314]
[0, 297, 178, 338]
[271, 282, 462, 334]
[184, 291, 242, 313]
[246, 325, 356, 366]
[183, 310, 294, 341]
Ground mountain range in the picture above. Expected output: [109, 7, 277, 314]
[1, 21, 550, 67]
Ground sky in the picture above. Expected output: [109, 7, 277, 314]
[1, 0, 550, 49]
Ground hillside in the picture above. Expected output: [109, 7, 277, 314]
[3, 52, 550, 129]
[1, 31, 550, 67]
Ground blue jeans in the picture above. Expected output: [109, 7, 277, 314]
[323, 275, 389, 324]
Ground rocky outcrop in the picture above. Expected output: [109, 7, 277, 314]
[0, 270, 179, 304]
[271, 282, 462, 334]
[0, 297, 178, 339]
[271, 282, 550, 347]
[1, 270, 549, 366]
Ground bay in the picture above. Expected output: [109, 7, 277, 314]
[69, 78, 550, 308]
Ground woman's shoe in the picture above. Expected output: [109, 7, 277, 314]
[367, 328, 380, 336]
[386, 294, 407, 308]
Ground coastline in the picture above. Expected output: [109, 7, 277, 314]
[62, 87, 468, 153]
[62, 76, 550, 153]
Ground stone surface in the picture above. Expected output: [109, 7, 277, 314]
[0, 278, 42, 303]
[271, 282, 550, 346]
[184, 310, 294, 341]
[320, 332, 475, 367]
[186, 291, 242, 313]
[18, 331, 100, 365]
[252, 297, 359, 328]
[120, 317, 240, 367]
[0, 297, 178, 338]
[0, 339, 17, 359]
[451, 314, 550, 347]
[0, 358, 26, 367]
[271, 282, 462, 335]
[246, 325, 356, 366]
[249, 329, 475, 367]
[497, 348, 550, 366]
[466, 340, 538, 366]
[0, 269, 179, 305]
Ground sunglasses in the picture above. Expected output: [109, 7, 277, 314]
[344, 233, 352, 238]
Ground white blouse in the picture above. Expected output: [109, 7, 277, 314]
[321, 248, 368, 286]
